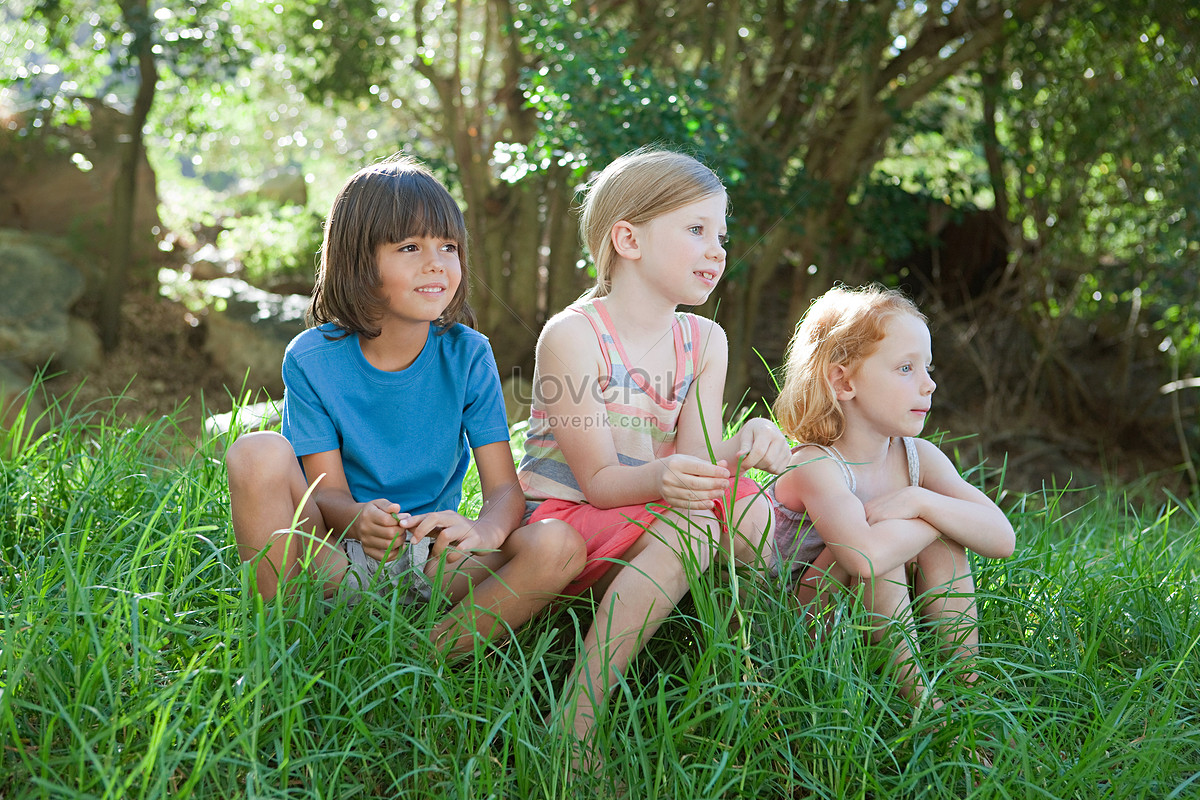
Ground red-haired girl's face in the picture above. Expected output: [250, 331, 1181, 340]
[842, 313, 936, 438]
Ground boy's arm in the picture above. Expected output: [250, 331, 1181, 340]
[399, 441, 524, 563]
[538, 314, 728, 510]
[862, 439, 1015, 559]
[302, 449, 408, 561]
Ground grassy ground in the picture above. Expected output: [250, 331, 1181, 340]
[1, 386, 1198, 799]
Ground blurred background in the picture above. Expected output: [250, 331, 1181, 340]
[1, 0, 1197, 497]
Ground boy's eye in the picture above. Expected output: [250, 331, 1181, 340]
[717, 233, 729, 246]
[689, 225, 702, 235]
[899, 365, 911, 374]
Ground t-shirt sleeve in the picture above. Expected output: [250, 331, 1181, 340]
[281, 348, 341, 457]
[462, 339, 510, 449]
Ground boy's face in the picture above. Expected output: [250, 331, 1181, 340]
[373, 235, 463, 329]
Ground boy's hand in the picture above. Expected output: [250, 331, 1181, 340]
[657, 454, 731, 509]
[733, 418, 792, 474]
[399, 510, 504, 567]
[353, 498, 410, 562]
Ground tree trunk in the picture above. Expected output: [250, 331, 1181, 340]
[99, 0, 157, 352]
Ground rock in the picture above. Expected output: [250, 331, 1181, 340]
[0, 231, 85, 366]
[186, 242, 238, 281]
[203, 277, 308, 397]
[203, 399, 282, 447]
[245, 170, 308, 207]
[50, 316, 105, 374]
[0, 358, 42, 432]
[0, 100, 163, 288]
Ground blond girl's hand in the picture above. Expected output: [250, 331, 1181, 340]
[732, 418, 792, 474]
[657, 454, 731, 509]
[353, 498, 410, 561]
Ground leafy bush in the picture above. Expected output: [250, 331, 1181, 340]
[216, 205, 324, 291]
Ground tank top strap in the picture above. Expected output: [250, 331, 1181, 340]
[799, 443, 856, 493]
[579, 298, 693, 409]
[674, 311, 702, 403]
[900, 436, 920, 486]
[569, 301, 614, 389]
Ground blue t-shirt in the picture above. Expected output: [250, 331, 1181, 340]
[280, 322, 510, 515]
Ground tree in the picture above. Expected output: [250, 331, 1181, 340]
[513, 0, 1054, 392]
[980, 0, 1200, 480]
[6, 0, 249, 351]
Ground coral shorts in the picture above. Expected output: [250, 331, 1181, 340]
[528, 476, 762, 596]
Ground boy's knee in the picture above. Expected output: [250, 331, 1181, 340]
[226, 431, 293, 484]
[514, 519, 587, 578]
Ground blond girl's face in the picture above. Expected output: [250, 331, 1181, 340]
[624, 192, 728, 306]
[840, 313, 937, 438]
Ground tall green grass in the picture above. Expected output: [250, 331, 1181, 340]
[2, 386, 1198, 799]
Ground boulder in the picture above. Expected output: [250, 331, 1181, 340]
[203, 399, 283, 448]
[0, 358, 42, 432]
[203, 277, 308, 397]
[0, 230, 86, 366]
[238, 169, 308, 208]
[0, 99, 163, 289]
[52, 316, 105, 374]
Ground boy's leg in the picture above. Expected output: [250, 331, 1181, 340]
[226, 431, 350, 599]
[429, 518, 586, 655]
[566, 509, 722, 742]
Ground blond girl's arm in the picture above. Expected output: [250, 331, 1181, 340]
[862, 438, 1015, 559]
[535, 313, 729, 510]
[674, 318, 791, 473]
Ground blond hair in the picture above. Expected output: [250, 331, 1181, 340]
[578, 146, 725, 298]
[774, 284, 926, 445]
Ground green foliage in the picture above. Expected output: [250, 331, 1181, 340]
[215, 205, 324, 290]
[2, 385, 1199, 798]
[508, 0, 812, 262]
[3, 0, 249, 125]
[1000, 1, 1200, 344]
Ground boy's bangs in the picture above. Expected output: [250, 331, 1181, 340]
[377, 175, 466, 245]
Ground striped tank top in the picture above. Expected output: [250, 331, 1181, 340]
[518, 298, 703, 503]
